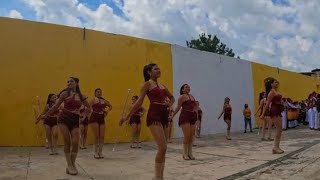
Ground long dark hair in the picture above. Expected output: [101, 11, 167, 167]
[58, 77, 85, 101]
[264, 78, 275, 99]
[46, 93, 56, 108]
[258, 92, 265, 105]
[180, 84, 188, 95]
[143, 63, 157, 82]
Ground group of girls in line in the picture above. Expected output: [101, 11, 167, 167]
[35, 63, 284, 180]
[36, 80, 112, 175]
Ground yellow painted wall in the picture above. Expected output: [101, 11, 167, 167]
[252, 63, 320, 127]
[0, 17, 173, 146]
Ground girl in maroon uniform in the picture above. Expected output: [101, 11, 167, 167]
[256, 92, 273, 141]
[170, 84, 197, 160]
[218, 97, 232, 140]
[120, 63, 174, 180]
[129, 95, 145, 148]
[79, 106, 89, 149]
[36, 94, 59, 155]
[261, 78, 284, 154]
[89, 88, 112, 159]
[41, 77, 92, 175]
[195, 101, 203, 138]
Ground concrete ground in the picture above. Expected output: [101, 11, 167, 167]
[1, 126, 320, 180]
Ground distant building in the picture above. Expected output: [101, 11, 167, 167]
[301, 69, 320, 78]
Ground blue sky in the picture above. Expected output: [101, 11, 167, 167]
[1, 0, 319, 72]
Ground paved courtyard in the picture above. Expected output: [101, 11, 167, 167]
[1, 126, 320, 180]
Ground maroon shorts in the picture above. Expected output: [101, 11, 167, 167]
[179, 110, 197, 126]
[146, 104, 169, 128]
[270, 104, 283, 118]
[58, 110, 79, 131]
[129, 115, 141, 125]
[224, 113, 231, 121]
[80, 117, 89, 126]
[44, 116, 58, 127]
[89, 113, 105, 125]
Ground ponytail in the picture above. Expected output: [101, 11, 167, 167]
[46, 93, 56, 108]
[264, 78, 275, 99]
[76, 85, 85, 102]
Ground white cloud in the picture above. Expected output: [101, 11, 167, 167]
[7, 10, 23, 19]
[20, 0, 320, 72]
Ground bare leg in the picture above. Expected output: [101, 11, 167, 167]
[90, 123, 100, 158]
[79, 124, 85, 149]
[52, 125, 59, 154]
[181, 123, 191, 160]
[267, 117, 273, 140]
[137, 124, 142, 148]
[131, 123, 137, 148]
[70, 127, 80, 174]
[98, 124, 105, 158]
[188, 124, 196, 160]
[272, 117, 284, 154]
[225, 120, 232, 140]
[149, 124, 167, 180]
[44, 125, 53, 155]
[58, 124, 77, 175]
[83, 125, 88, 149]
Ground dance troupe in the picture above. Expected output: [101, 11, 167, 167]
[36, 63, 303, 179]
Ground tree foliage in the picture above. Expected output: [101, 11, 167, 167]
[186, 33, 238, 58]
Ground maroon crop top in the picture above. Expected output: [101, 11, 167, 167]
[224, 106, 232, 114]
[147, 83, 168, 104]
[181, 95, 196, 111]
[64, 94, 82, 111]
[92, 98, 107, 113]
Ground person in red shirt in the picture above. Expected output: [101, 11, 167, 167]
[89, 88, 112, 159]
[261, 78, 284, 154]
[120, 64, 175, 180]
[218, 97, 232, 140]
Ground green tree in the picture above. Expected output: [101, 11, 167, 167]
[186, 33, 238, 58]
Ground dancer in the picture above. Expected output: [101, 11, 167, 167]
[167, 104, 174, 143]
[89, 88, 112, 159]
[120, 63, 175, 180]
[255, 92, 273, 141]
[79, 106, 89, 149]
[129, 95, 145, 148]
[281, 98, 288, 130]
[316, 94, 320, 129]
[308, 94, 316, 130]
[218, 97, 232, 140]
[312, 93, 319, 130]
[36, 94, 59, 155]
[40, 77, 91, 175]
[300, 100, 307, 125]
[170, 84, 197, 160]
[195, 101, 203, 138]
[243, 104, 253, 133]
[261, 78, 284, 154]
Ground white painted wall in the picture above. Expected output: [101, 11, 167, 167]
[171, 45, 255, 138]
